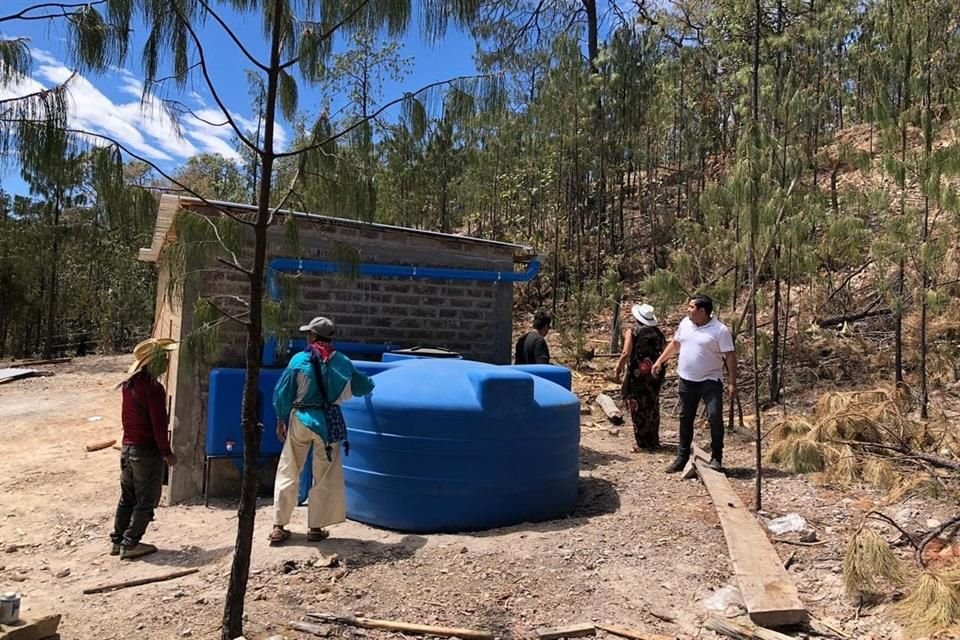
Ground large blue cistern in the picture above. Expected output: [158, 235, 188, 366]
[341, 358, 581, 532]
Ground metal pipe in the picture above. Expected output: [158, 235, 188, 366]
[267, 257, 541, 299]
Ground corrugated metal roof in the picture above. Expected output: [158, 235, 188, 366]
[139, 194, 534, 263]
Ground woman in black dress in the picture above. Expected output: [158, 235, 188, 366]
[614, 303, 667, 450]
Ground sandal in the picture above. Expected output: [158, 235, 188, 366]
[268, 526, 290, 545]
[307, 528, 329, 542]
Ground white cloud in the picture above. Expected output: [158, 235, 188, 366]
[3, 50, 289, 168]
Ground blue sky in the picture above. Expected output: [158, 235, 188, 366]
[0, 3, 479, 198]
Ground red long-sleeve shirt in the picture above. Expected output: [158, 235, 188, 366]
[121, 371, 172, 457]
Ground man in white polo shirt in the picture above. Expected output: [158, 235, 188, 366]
[651, 294, 737, 473]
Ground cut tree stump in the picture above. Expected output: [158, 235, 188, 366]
[307, 613, 492, 640]
[693, 458, 807, 627]
[595, 394, 624, 425]
[536, 622, 596, 639]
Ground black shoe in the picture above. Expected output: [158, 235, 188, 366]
[120, 542, 158, 560]
[708, 459, 724, 472]
[665, 458, 688, 474]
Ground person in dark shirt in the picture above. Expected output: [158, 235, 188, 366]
[110, 337, 178, 560]
[515, 310, 552, 365]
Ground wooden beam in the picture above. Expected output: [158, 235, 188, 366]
[703, 617, 797, 640]
[693, 459, 807, 627]
[681, 444, 712, 479]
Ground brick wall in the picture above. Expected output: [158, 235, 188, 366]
[194, 208, 517, 365]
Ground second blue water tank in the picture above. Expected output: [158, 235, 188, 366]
[342, 358, 580, 532]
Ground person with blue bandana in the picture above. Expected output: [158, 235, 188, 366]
[268, 316, 374, 545]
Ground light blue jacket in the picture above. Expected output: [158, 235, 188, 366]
[272, 351, 374, 443]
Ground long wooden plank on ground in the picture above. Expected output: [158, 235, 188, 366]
[693, 457, 807, 627]
[681, 444, 712, 479]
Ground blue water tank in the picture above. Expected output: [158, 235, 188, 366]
[342, 359, 580, 532]
[206, 368, 285, 457]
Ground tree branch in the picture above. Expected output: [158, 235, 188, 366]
[205, 298, 251, 327]
[0, 1, 104, 23]
[196, 0, 268, 72]
[279, 0, 373, 71]
[3, 123, 256, 229]
[167, 3, 261, 154]
[274, 74, 493, 160]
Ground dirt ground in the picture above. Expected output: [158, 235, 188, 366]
[0, 355, 955, 640]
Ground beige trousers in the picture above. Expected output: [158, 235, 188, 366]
[273, 413, 346, 529]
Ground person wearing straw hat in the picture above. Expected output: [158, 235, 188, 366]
[268, 316, 375, 545]
[110, 337, 178, 560]
[615, 303, 667, 450]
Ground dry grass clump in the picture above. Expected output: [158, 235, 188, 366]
[862, 457, 901, 491]
[768, 416, 814, 443]
[895, 570, 960, 637]
[823, 444, 859, 486]
[767, 437, 827, 473]
[842, 527, 904, 596]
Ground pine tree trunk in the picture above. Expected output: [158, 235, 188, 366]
[751, 0, 763, 512]
[770, 245, 781, 403]
[221, 2, 283, 636]
[43, 193, 63, 359]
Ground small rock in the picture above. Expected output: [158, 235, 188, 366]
[800, 530, 818, 543]
[55, 567, 71, 578]
[608, 427, 621, 437]
[313, 554, 339, 568]
[459, 546, 468, 554]
[927, 518, 942, 529]
[195, 597, 207, 605]
[182, 630, 193, 637]
[5, 544, 18, 553]
[137, 623, 146, 630]
[282, 560, 298, 574]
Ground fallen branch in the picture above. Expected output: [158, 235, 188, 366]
[85, 439, 116, 452]
[82, 568, 199, 594]
[815, 307, 891, 328]
[537, 623, 596, 639]
[595, 393, 624, 425]
[16, 357, 72, 366]
[704, 617, 796, 640]
[596, 623, 672, 640]
[837, 440, 960, 471]
[306, 613, 492, 640]
[772, 538, 827, 547]
[917, 514, 960, 568]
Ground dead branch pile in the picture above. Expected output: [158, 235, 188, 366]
[766, 387, 958, 497]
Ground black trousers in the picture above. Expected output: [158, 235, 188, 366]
[110, 445, 164, 547]
[677, 377, 725, 463]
